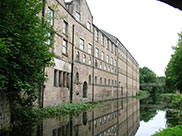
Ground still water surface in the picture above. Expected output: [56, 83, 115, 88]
[3, 98, 169, 136]
[33, 98, 140, 136]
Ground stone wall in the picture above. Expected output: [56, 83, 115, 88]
[43, 0, 140, 107]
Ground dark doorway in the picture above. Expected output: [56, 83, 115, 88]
[83, 81, 87, 98]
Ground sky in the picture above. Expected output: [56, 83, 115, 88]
[135, 111, 167, 136]
[85, 0, 182, 76]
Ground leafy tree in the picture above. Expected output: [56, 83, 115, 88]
[0, 0, 54, 124]
[140, 67, 160, 97]
[165, 32, 182, 93]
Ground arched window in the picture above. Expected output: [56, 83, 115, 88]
[82, 112, 88, 126]
[100, 77, 102, 85]
[83, 82, 87, 98]
[76, 51, 80, 61]
[76, 72, 79, 83]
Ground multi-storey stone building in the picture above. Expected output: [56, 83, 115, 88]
[43, 0, 139, 107]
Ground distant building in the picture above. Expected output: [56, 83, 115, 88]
[43, 0, 139, 107]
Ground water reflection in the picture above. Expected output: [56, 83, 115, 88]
[33, 98, 140, 136]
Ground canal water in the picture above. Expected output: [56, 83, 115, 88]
[1, 97, 169, 136]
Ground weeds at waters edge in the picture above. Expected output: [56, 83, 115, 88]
[152, 125, 182, 136]
[132, 91, 150, 99]
[33, 102, 103, 120]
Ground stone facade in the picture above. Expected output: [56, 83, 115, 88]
[43, 0, 139, 107]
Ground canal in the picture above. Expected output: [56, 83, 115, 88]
[1, 97, 170, 136]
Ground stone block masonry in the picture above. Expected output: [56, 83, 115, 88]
[42, 0, 139, 107]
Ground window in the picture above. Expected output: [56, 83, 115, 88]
[76, 12, 80, 22]
[106, 55, 109, 63]
[76, 72, 79, 83]
[104, 63, 106, 70]
[112, 80, 114, 86]
[58, 71, 62, 87]
[108, 65, 110, 72]
[88, 44, 92, 54]
[99, 118, 102, 126]
[95, 48, 99, 58]
[115, 80, 117, 86]
[89, 75, 91, 84]
[101, 34, 104, 45]
[63, 21, 68, 34]
[112, 67, 114, 73]
[87, 21, 91, 30]
[101, 52, 104, 60]
[67, 73, 70, 88]
[108, 79, 110, 86]
[76, 51, 80, 61]
[104, 78, 106, 85]
[80, 39, 84, 50]
[100, 77, 102, 85]
[107, 39, 109, 49]
[54, 69, 57, 86]
[100, 62, 102, 69]
[114, 60, 116, 66]
[62, 39, 67, 55]
[95, 76, 97, 85]
[95, 29, 98, 42]
[63, 72, 66, 87]
[94, 120, 97, 128]
[48, 7, 54, 26]
[95, 59, 98, 67]
[111, 43, 113, 52]
[83, 54, 86, 63]
[111, 57, 113, 65]
[88, 57, 91, 65]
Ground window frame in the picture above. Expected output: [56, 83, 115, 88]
[80, 39, 84, 50]
[62, 39, 68, 55]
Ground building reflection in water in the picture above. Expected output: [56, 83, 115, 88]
[34, 98, 140, 136]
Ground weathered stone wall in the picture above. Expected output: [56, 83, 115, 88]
[43, 0, 139, 107]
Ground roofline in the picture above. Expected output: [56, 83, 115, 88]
[93, 24, 139, 66]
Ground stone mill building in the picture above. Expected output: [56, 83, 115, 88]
[42, 0, 140, 107]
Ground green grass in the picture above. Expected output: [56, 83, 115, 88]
[132, 91, 150, 99]
[152, 125, 182, 136]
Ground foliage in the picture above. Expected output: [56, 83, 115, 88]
[152, 125, 182, 136]
[163, 93, 182, 110]
[140, 106, 158, 122]
[163, 93, 182, 127]
[1, 102, 101, 136]
[165, 32, 182, 92]
[133, 91, 150, 99]
[140, 67, 162, 98]
[166, 110, 182, 127]
[0, 0, 54, 123]
[140, 67, 159, 84]
[34, 102, 102, 119]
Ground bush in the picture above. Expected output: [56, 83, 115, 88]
[153, 125, 182, 136]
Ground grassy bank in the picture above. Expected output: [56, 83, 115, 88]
[152, 125, 182, 136]
[33, 102, 102, 120]
[132, 91, 150, 99]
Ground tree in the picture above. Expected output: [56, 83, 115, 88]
[165, 32, 182, 93]
[0, 0, 54, 123]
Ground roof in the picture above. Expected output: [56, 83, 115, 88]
[100, 29, 118, 45]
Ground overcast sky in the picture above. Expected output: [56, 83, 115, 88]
[85, 0, 182, 76]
